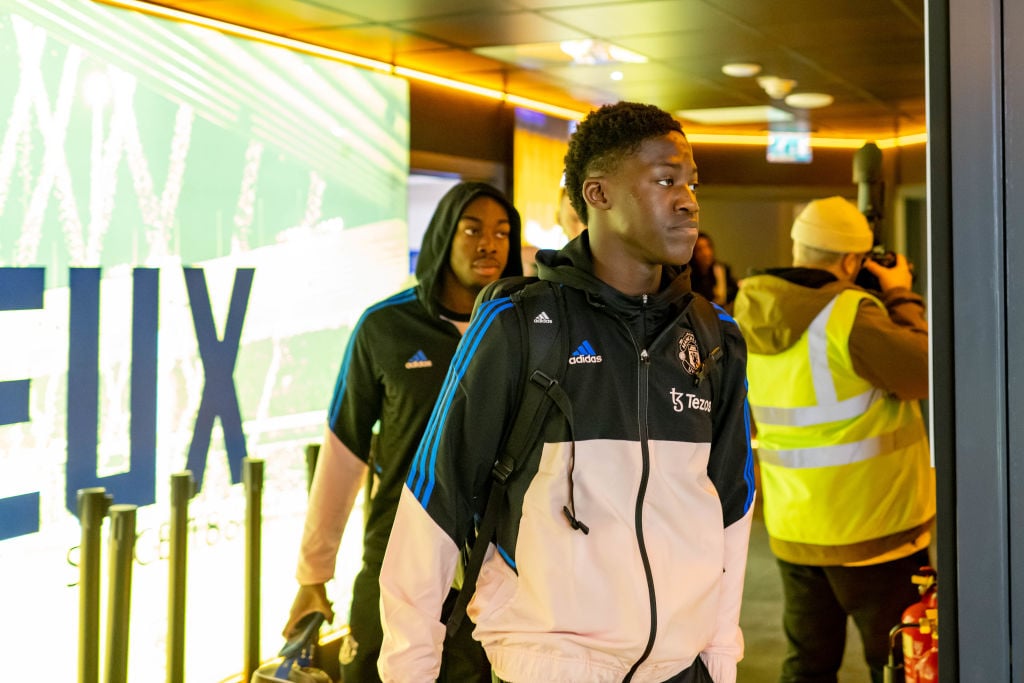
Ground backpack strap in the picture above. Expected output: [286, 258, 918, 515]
[688, 295, 725, 393]
[446, 280, 572, 637]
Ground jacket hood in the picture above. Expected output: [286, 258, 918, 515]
[415, 181, 523, 317]
[734, 267, 861, 355]
[535, 232, 693, 339]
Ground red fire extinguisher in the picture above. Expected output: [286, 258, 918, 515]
[912, 608, 939, 682]
[902, 567, 937, 683]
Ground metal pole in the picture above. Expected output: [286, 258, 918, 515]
[78, 487, 112, 683]
[243, 457, 264, 681]
[304, 443, 320, 493]
[104, 504, 137, 683]
[167, 472, 195, 683]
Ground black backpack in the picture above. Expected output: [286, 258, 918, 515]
[445, 276, 725, 636]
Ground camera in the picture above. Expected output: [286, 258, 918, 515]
[855, 246, 901, 292]
[867, 246, 897, 268]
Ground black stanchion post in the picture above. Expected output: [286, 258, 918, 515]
[104, 504, 137, 683]
[78, 487, 112, 683]
[167, 471, 196, 683]
[244, 457, 265, 681]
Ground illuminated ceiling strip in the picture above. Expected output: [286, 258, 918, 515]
[506, 94, 586, 121]
[392, 66, 505, 100]
[95, 0, 925, 150]
[876, 132, 929, 149]
[689, 132, 927, 149]
[96, 0, 394, 72]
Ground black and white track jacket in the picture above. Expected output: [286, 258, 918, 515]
[379, 235, 755, 683]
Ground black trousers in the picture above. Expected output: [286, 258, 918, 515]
[341, 562, 491, 683]
[776, 549, 930, 683]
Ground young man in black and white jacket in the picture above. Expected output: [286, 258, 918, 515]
[379, 102, 755, 683]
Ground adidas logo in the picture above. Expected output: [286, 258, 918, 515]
[404, 350, 433, 369]
[533, 311, 553, 324]
[569, 340, 603, 364]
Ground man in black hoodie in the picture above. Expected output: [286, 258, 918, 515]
[283, 181, 522, 682]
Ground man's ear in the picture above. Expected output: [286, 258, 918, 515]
[840, 252, 863, 280]
[582, 178, 610, 212]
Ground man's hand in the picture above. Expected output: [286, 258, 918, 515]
[861, 253, 913, 292]
[283, 583, 335, 638]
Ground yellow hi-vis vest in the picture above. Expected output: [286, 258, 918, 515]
[749, 289, 935, 564]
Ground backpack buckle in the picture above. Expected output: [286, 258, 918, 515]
[530, 370, 557, 391]
[492, 458, 514, 484]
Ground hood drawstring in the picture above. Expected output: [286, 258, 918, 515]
[542, 286, 589, 535]
[525, 368, 587, 535]
[562, 442, 589, 534]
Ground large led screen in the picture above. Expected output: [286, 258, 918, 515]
[0, 0, 410, 679]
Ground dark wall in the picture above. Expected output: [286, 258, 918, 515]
[694, 144, 857, 186]
[693, 140, 925, 188]
[409, 80, 515, 172]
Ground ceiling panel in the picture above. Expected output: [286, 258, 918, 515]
[306, 0, 522, 23]
[395, 48, 510, 75]
[286, 25, 446, 60]
[133, 0, 928, 139]
[542, 0, 733, 38]
[395, 11, 585, 48]
[613, 29, 778, 61]
[150, 0, 363, 31]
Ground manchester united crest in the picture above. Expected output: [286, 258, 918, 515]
[677, 331, 701, 375]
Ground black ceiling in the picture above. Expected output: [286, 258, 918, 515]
[134, 0, 926, 140]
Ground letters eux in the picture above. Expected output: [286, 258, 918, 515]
[0, 266, 254, 541]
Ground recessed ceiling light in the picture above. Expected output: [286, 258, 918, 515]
[721, 62, 762, 77]
[676, 105, 794, 125]
[559, 39, 647, 65]
[785, 92, 834, 109]
[610, 71, 624, 81]
[757, 75, 797, 99]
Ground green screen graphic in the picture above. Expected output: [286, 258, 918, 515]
[0, 0, 409, 678]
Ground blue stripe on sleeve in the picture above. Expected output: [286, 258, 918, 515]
[712, 302, 737, 326]
[742, 379, 755, 513]
[327, 288, 417, 426]
[497, 544, 516, 569]
[407, 297, 514, 506]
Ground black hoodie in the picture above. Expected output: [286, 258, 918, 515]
[326, 182, 522, 563]
[415, 181, 523, 319]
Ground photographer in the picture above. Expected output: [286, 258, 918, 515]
[733, 195, 934, 682]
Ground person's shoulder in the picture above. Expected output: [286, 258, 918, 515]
[357, 286, 422, 327]
[478, 275, 543, 302]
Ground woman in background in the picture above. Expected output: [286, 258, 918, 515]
[690, 231, 738, 310]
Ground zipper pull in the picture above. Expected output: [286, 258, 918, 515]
[640, 348, 650, 363]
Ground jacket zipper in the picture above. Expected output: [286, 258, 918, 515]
[624, 294, 658, 682]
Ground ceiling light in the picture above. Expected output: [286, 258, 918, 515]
[785, 92, 835, 109]
[676, 105, 794, 125]
[558, 39, 647, 65]
[756, 75, 797, 99]
[721, 62, 762, 77]
[610, 71, 624, 81]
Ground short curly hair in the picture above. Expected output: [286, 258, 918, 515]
[563, 101, 684, 225]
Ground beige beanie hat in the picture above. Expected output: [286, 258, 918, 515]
[790, 196, 873, 253]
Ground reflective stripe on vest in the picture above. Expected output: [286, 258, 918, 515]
[757, 418, 923, 468]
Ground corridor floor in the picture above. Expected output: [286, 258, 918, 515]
[737, 508, 872, 682]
